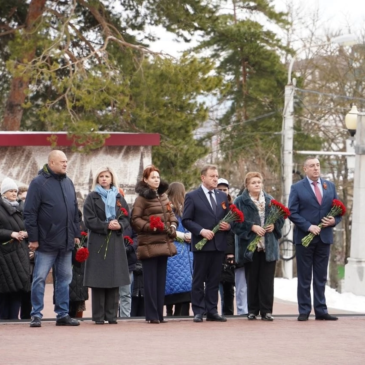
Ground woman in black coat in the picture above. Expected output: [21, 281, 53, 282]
[0, 178, 31, 320]
[83, 167, 130, 324]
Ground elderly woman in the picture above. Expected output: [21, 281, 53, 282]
[232, 172, 284, 321]
[0, 178, 31, 320]
[83, 167, 130, 324]
[131, 165, 178, 324]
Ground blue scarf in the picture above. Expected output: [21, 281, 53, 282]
[95, 185, 118, 222]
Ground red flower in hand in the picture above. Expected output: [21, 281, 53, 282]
[150, 216, 165, 232]
[124, 236, 133, 245]
[75, 247, 89, 262]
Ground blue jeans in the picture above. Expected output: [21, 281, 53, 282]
[31, 250, 72, 319]
[119, 272, 133, 317]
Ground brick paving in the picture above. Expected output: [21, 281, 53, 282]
[0, 285, 364, 365]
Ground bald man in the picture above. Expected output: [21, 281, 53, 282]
[24, 150, 81, 327]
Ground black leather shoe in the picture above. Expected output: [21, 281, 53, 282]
[160, 319, 168, 323]
[193, 314, 203, 323]
[261, 313, 274, 321]
[56, 315, 80, 326]
[315, 314, 338, 321]
[206, 313, 227, 322]
[298, 314, 309, 321]
[30, 316, 41, 328]
[95, 321, 104, 325]
[148, 319, 160, 324]
[108, 320, 118, 324]
[247, 313, 257, 320]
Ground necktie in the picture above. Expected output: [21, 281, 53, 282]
[208, 191, 217, 214]
[312, 181, 322, 205]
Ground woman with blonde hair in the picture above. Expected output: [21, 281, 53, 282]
[165, 182, 193, 317]
[131, 165, 178, 323]
[83, 167, 130, 324]
[232, 172, 284, 321]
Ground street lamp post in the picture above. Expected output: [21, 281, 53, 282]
[281, 34, 357, 279]
[343, 109, 365, 295]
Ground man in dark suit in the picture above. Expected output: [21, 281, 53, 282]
[182, 165, 230, 322]
[289, 157, 342, 321]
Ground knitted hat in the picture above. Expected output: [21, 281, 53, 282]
[1, 178, 18, 195]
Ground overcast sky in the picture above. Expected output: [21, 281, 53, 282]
[147, 0, 364, 56]
[275, 0, 364, 28]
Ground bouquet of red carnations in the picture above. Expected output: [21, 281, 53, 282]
[195, 204, 244, 251]
[247, 200, 290, 252]
[301, 199, 346, 247]
[75, 231, 89, 263]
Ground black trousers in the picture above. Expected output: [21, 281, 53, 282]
[166, 302, 190, 316]
[91, 287, 119, 322]
[220, 282, 234, 316]
[142, 256, 167, 322]
[192, 251, 225, 316]
[131, 294, 145, 317]
[246, 250, 276, 316]
[0, 292, 22, 320]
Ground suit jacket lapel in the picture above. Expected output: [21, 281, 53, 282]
[198, 186, 216, 216]
[303, 178, 319, 205]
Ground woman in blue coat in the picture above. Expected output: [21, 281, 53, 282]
[165, 182, 193, 316]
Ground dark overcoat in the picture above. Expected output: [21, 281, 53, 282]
[232, 190, 284, 266]
[0, 199, 31, 293]
[83, 191, 130, 288]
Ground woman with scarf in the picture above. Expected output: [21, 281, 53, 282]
[232, 172, 284, 321]
[0, 178, 31, 320]
[131, 165, 178, 324]
[83, 167, 130, 324]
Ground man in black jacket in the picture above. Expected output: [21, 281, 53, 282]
[24, 150, 81, 328]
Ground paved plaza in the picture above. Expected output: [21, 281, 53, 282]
[0, 285, 364, 365]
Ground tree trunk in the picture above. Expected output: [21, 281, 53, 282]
[2, 0, 46, 131]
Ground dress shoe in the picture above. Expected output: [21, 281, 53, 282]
[30, 316, 41, 328]
[315, 314, 338, 321]
[95, 321, 104, 325]
[148, 319, 160, 324]
[247, 313, 257, 320]
[193, 314, 203, 323]
[261, 313, 274, 321]
[160, 319, 168, 323]
[206, 313, 227, 322]
[56, 315, 80, 326]
[108, 320, 118, 324]
[298, 314, 309, 321]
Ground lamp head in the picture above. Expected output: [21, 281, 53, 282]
[345, 105, 358, 137]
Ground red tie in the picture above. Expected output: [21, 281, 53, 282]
[312, 181, 322, 205]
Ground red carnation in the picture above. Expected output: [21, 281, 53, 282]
[302, 198, 346, 247]
[150, 216, 164, 232]
[75, 247, 89, 262]
[124, 236, 133, 245]
[120, 207, 128, 216]
[81, 231, 88, 237]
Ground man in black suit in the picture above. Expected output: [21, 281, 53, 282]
[182, 165, 230, 322]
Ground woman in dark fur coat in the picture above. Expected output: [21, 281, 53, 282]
[131, 165, 178, 324]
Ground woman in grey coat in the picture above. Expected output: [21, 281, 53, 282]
[83, 167, 130, 324]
